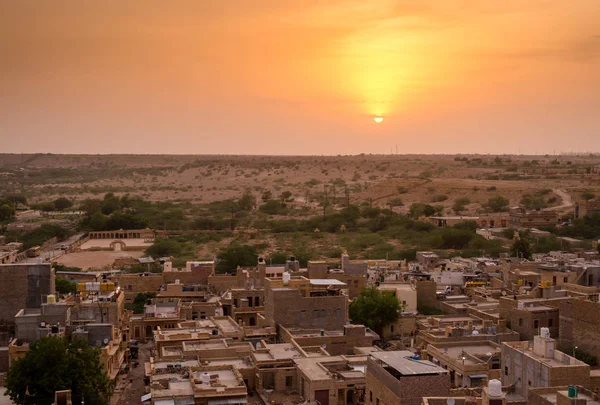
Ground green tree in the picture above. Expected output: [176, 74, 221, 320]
[454, 220, 478, 232]
[80, 199, 103, 216]
[280, 190, 293, 204]
[88, 212, 107, 231]
[55, 278, 77, 294]
[511, 237, 532, 259]
[5, 336, 110, 405]
[0, 204, 14, 220]
[238, 191, 256, 211]
[409, 203, 436, 218]
[261, 189, 273, 202]
[349, 287, 401, 333]
[485, 196, 509, 212]
[53, 197, 74, 211]
[452, 197, 470, 214]
[145, 238, 182, 257]
[216, 242, 258, 273]
[21, 224, 69, 250]
[131, 292, 156, 314]
[100, 193, 121, 215]
[3, 194, 28, 206]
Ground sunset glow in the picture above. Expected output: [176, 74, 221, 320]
[1, 1, 599, 154]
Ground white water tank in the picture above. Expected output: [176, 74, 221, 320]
[488, 379, 503, 397]
[201, 372, 210, 385]
[282, 271, 291, 285]
[540, 327, 550, 338]
[47, 294, 56, 304]
[517, 301, 525, 310]
[175, 279, 180, 285]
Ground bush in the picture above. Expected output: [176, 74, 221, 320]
[349, 287, 401, 332]
[21, 224, 70, 250]
[55, 278, 77, 294]
[485, 196, 509, 212]
[216, 242, 258, 273]
[145, 239, 182, 257]
[409, 203, 436, 218]
[431, 195, 448, 203]
[53, 197, 74, 211]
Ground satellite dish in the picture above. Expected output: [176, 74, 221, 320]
[103, 338, 109, 345]
[447, 399, 455, 405]
[322, 344, 327, 349]
[502, 291, 507, 296]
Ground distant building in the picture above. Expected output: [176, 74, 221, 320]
[508, 207, 558, 228]
[366, 350, 450, 405]
[0, 263, 55, 324]
[264, 276, 348, 330]
[501, 331, 590, 400]
[426, 341, 502, 388]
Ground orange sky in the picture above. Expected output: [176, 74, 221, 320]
[1, 1, 599, 155]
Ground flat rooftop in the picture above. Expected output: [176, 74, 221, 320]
[309, 279, 347, 286]
[294, 355, 368, 382]
[151, 373, 194, 398]
[371, 351, 448, 376]
[193, 369, 243, 391]
[504, 341, 586, 368]
[538, 391, 600, 405]
[253, 343, 302, 362]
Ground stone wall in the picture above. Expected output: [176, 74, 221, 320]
[559, 300, 600, 364]
[366, 357, 450, 405]
[0, 264, 54, 323]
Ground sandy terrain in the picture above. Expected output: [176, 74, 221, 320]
[2, 153, 600, 217]
[54, 251, 144, 270]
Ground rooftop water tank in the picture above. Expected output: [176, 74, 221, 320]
[47, 294, 56, 304]
[540, 327, 550, 338]
[568, 385, 578, 398]
[282, 271, 291, 285]
[201, 372, 210, 385]
[488, 379, 502, 397]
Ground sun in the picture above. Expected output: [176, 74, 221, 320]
[374, 116, 384, 124]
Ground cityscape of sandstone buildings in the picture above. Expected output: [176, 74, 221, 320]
[2, 213, 600, 405]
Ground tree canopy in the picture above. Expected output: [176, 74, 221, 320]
[216, 242, 258, 273]
[349, 287, 401, 332]
[55, 278, 77, 295]
[511, 237, 532, 259]
[5, 336, 110, 405]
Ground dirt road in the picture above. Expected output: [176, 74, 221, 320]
[549, 188, 574, 213]
[113, 342, 152, 405]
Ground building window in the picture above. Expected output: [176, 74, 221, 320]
[518, 318, 523, 327]
[504, 366, 508, 376]
[376, 398, 380, 405]
[286, 376, 293, 387]
[370, 392, 372, 402]
[391, 325, 394, 333]
[548, 319, 553, 327]
[534, 320, 539, 329]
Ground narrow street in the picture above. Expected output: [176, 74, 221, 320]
[113, 342, 152, 405]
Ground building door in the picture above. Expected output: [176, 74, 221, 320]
[315, 390, 329, 405]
